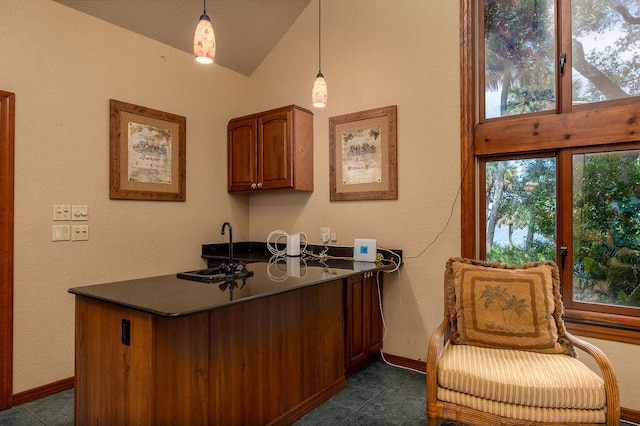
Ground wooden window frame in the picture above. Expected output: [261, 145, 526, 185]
[460, 0, 640, 343]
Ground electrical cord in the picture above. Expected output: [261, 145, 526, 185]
[266, 254, 308, 281]
[376, 247, 402, 273]
[405, 138, 475, 261]
[267, 230, 288, 256]
[267, 230, 308, 256]
[374, 141, 475, 375]
[374, 270, 425, 375]
[301, 248, 354, 262]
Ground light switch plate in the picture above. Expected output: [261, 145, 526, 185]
[52, 225, 70, 241]
[53, 205, 71, 221]
[72, 205, 88, 221]
[71, 225, 89, 241]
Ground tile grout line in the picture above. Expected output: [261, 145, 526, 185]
[340, 380, 391, 425]
[23, 405, 48, 425]
[340, 367, 414, 426]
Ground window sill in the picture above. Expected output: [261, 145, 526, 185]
[564, 309, 640, 345]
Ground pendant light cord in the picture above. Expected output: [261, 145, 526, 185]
[318, 0, 322, 73]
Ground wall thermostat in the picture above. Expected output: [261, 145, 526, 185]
[353, 239, 377, 262]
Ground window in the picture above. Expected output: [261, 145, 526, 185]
[483, 0, 640, 118]
[483, 0, 556, 118]
[462, 0, 640, 341]
[572, 0, 640, 105]
[571, 147, 640, 313]
[482, 157, 557, 264]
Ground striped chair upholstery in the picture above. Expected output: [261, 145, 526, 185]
[427, 258, 620, 425]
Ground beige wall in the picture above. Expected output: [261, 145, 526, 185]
[1, 0, 251, 392]
[1, 0, 638, 412]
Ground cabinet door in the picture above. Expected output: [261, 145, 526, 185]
[228, 117, 257, 192]
[258, 109, 293, 190]
[366, 272, 383, 354]
[345, 274, 367, 372]
[345, 272, 385, 375]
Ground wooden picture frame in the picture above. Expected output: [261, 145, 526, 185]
[110, 99, 186, 201]
[329, 105, 397, 201]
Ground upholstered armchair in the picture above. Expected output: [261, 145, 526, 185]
[427, 258, 620, 425]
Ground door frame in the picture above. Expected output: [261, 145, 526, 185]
[0, 90, 15, 410]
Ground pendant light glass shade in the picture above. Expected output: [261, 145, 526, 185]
[194, 1, 215, 64]
[312, 0, 327, 107]
[312, 72, 327, 108]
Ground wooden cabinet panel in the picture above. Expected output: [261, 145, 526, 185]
[209, 289, 304, 425]
[227, 105, 313, 193]
[301, 281, 345, 400]
[75, 297, 153, 425]
[345, 274, 367, 369]
[153, 313, 210, 425]
[367, 272, 384, 354]
[345, 272, 384, 376]
[209, 282, 344, 425]
[75, 280, 345, 425]
[227, 117, 257, 192]
[259, 109, 291, 190]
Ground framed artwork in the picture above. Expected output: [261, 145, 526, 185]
[109, 99, 186, 201]
[329, 105, 397, 201]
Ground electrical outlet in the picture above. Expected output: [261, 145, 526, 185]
[320, 227, 330, 243]
[121, 319, 131, 346]
[330, 232, 337, 242]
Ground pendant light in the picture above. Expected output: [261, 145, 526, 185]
[312, 0, 327, 107]
[194, 0, 216, 64]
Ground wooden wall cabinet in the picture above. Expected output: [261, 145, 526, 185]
[227, 105, 313, 193]
[345, 272, 384, 376]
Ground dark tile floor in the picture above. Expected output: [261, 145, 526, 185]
[295, 361, 427, 425]
[0, 361, 425, 426]
[0, 360, 635, 426]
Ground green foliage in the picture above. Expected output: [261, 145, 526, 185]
[487, 242, 554, 265]
[572, 151, 640, 306]
[486, 150, 640, 309]
[618, 284, 640, 307]
[608, 257, 640, 297]
[582, 257, 607, 279]
[486, 157, 557, 264]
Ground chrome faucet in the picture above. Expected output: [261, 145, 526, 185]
[221, 222, 234, 271]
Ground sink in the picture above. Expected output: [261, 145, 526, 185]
[177, 264, 254, 284]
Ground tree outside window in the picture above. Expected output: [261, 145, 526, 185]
[573, 150, 640, 307]
[484, 158, 556, 265]
[484, 0, 640, 118]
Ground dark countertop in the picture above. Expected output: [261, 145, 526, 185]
[68, 259, 390, 318]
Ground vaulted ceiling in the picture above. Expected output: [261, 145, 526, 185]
[53, 0, 312, 76]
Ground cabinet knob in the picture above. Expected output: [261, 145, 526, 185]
[257, 182, 263, 189]
[251, 183, 257, 189]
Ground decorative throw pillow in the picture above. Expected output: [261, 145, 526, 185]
[446, 257, 575, 356]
